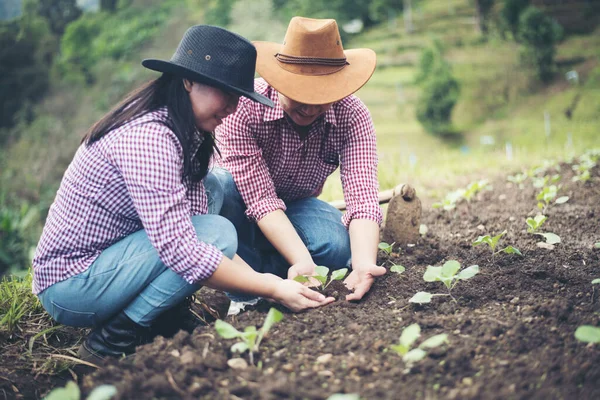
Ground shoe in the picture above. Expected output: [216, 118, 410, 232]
[77, 311, 151, 365]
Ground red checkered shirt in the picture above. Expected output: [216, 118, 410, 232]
[32, 108, 223, 294]
[215, 78, 382, 228]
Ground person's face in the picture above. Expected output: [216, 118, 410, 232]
[183, 80, 240, 132]
[278, 93, 333, 126]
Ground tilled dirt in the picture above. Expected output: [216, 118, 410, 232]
[4, 160, 600, 400]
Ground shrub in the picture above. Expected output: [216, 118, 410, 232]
[500, 0, 530, 39]
[416, 62, 460, 136]
[518, 6, 563, 82]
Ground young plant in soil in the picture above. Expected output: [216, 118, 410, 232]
[575, 325, 600, 344]
[389, 323, 448, 367]
[293, 266, 349, 291]
[215, 307, 283, 365]
[409, 260, 479, 304]
[536, 185, 569, 212]
[472, 230, 522, 259]
[378, 242, 405, 273]
[525, 215, 561, 245]
[592, 279, 600, 285]
[44, 381, 116, 400]
[507, 172, 528, 189]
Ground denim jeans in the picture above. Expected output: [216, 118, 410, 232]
[39, 176, 234, 328]
[208, 167, 352, 279]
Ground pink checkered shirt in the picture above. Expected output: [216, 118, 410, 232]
[32, 107, 223, 294]
[215, 78, 382, 228]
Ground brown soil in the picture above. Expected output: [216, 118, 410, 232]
[3, 160, 600, 399]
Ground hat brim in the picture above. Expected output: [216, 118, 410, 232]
[142, 59, 274, 107]
[253, 42, 376, 105]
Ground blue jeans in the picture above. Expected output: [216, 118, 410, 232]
[38, 212, 236, 328]
[208, 167, 351, 279]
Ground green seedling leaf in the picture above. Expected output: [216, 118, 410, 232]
[231, 342, 249, 353]
[473, 235, 492, 247]
[419, 224, 428, 236]
[87, 385, 118, 400]
[594, 243, 600, 249]
[574, 325, 600, 343]
[378, 242, 394, 255]
[400, 323, 421, 348]
[44, 381, 80, 400]
[423, 266, 443, 282]
[555, 196, 569, 204]
[327, 394, 361, 400]
[314, 265, 329, 278]
[215, 320, 241, 339]
[526, 215, 547, 233]
[456, 265, 479, 280]
[293, 275, 310, 283]
[330, 268, 348, 282]
[410, 291, 433, 304]
[262, 308, 283, 334]
[389, 343, 409, 355]
[592, 279, 600, 284]
[491, 230, 507, 248]
[390, 264, 406, 274]
[313, 275, 327, 285]
[403, 348, 427, 363]
[419, 333, 449, 349]
[501, 246, 522, 256]
[441, 260, 461, 278]
[537, 232, 561, 245]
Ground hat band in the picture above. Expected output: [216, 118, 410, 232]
[275, 53, 349, 76]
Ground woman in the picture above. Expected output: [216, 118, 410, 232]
[32, 25, 333, 364]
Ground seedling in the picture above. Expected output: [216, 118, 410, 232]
[592, 279, 600, 285]
[526, 215, 547, 233]
[507, 172, 528, 188]
[293, 266, 348, 290]
[574, 325, 600, 344]
[390, 264, 406, 274]
[463, 179, 491, 202]
[572, 154, 596, 183]
[594, 243, 600, 249]
[215, 307, 283, 365]
[378, 242, 395, 255]
[473, 230, 522, 258]
[433, 180, 490, 210]
[409, 260, 479, 304]
[45, 381, 117, 400]
[389, 323, 448, 366]
[536, 185, 568, 212]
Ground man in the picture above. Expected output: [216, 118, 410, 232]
[213, 17, 386, 301]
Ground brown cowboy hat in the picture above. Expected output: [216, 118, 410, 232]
[254, 17, 376, 105]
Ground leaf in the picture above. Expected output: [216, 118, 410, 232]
[215, 320, 241, 339]
[534, 214, 547, 225]
[419, 224, 428, 236]
[555, 196, 569, 204]
[574, 325, 600, 344]
[402, 348, 427, 363]
[293, 275, 310, 283]
[419, 333, 448, 349]
[456, 265, 479, 280]
[502, 246, 522, 256]
[231, 342, 249, 353]
[592, 279, 600, 285]
[314, 265, 329, 278]
[538, 232, 561, 245]
[261, 308, 283, 334]
[44, 381, 80, 400]
[314, 275, 327, 285]
[390, 264, 406, 274]
[409, 292, 433, 304]
[378, 242, 394, 254]
[423, 266, 442, 282]
[595, 243, 600, 249]
[491, 230, 507, 248]
[472, 235, 491, 247]
[326, 393, 361, 400]
[399, 323, 421, 348]
[441, 260, 461, 277]
[86, 385, 118, 400]
[389, 343, 408, 356]
[330, 268, 348, 281]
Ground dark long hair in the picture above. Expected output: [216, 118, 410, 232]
[82, 73, 218, 182]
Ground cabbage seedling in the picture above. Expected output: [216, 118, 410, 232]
[409, 260, 479, 304]
[389, 323, 448, 366]
[473, 230, 522, 258]
[215, 307, 283, 365]
[293, 266, 348, 291]
[463, 179, 491, 202]
[507, 172, 528, 188]
[575, 325, 600, 344]
[378, 242, 395, 255]
[526, 215, 547, 233]
[592, 279, 600, 285]
[536, 185, 568, 212]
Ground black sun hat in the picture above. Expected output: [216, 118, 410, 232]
[142, 25, 273, 107]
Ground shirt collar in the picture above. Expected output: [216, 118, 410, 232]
[262, 86, 338, 127]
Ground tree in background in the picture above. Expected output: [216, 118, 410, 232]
[35, 0, 81, 35]
[204, 0, 237, 27]
[518, 6, 563, 82]
[100, 0, 118, 13]
[473, 0, 494, 35]
[415, 43, 460, 136]
[500, 0, 529, 40]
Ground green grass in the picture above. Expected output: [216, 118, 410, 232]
[0, 273, 43, 334]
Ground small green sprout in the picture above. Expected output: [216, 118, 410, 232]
[537, 232, 561, 245]
[572, 154, 596, 183]
[327, 394, 361, 400]
[463, 179, 491, 202]
[390, 323, 448, 366]
[390, 264, 406, 274]
[526, 215, 547, 233]
[591, 279, 600, 285]
[473, 230, 522, 258]
[45, 382, 117, 400]
[507, 172, 528, 188]
[432, 189, 465, 211]
[215, 307, 283, 365]
[409, 260, 479, 304]
[293, 266, 348, 290]
[594, 243, 600, 249]
[575, 325, 600, 344]
[378, 242, 395, 255]
[536, 185, 568, 212]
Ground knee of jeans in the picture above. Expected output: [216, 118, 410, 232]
[306, 225, 351, 269]
[211, 217, 238, 259]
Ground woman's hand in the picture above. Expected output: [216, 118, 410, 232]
[287, 260, 321, 287]
[343, 264, 387, 301]
[271, 279, 334, 312]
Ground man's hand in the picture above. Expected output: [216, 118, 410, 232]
[344, 264, 387, 301]
[271, 280, 335, 312]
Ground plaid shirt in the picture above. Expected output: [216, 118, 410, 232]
[32, 108, 223, 294]
[215, 78, 382, 228]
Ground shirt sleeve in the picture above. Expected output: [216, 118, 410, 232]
[110, 122, 223, 284]
[339, 101, 383, 228]
[217, 105, 286, 222]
